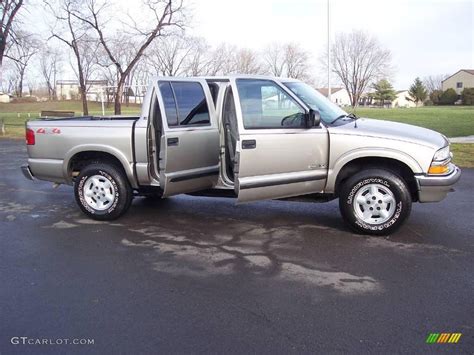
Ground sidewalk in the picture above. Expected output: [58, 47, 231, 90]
[449, 136, 474, 143]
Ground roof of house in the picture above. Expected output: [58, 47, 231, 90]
[317, 87, 344, 96]
[442, 69, 474, 82]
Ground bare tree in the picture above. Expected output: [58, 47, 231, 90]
[423, 74, 449, 93]
[147, 34, 194, 76]
[40, 45, 62, 100]
[263, 43, 285, 77]
[232, 48, 263, 74]
[205, 43, 236, 75]
[6, 31, 39, 97]
[46, 0, 93, 114]
[70, 34, 100, 94]
[0, 0, 24, 70]
[75, 0, 184, 114]
[329, 30, 392, 107]
[183, 37, 210, 76]
[284, 43, 310, 80]
[263, 42, 311, 79]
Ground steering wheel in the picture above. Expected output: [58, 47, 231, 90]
[281, 113, 302, 127]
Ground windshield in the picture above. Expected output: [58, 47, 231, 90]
[283, 82, 348, 124]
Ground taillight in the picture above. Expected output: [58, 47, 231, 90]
[26, 128, 35, 145]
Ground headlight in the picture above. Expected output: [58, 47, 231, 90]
[433, 146, 450, 161]
[428, 146, 451, 174]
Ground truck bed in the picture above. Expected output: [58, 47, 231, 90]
[37, 115, 140, 122]
[25, 115, 141, 185]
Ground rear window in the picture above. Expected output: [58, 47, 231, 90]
[158, 81, 210, 127]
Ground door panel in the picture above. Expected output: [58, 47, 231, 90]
[236, 130, 328, 202]
[232, 79, 329, 202]
[157, 78, 220, 197]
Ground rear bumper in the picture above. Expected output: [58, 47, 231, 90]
[21, 165, 34, 180]
[415, 164, 461, 202]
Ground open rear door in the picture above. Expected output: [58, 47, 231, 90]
[156, 78, 220, 197]
[231, 78, 329, 202]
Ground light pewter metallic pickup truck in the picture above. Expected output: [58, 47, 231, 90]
[22, 75, 461, 235]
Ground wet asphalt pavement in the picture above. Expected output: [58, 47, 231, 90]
[0, 138, 473, 354]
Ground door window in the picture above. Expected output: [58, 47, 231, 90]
[158, 81, 211, 127]
[236, 79, 305, 129]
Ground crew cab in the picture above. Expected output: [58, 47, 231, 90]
[21, 75, 461, 235]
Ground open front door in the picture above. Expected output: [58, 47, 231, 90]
[156, 78, 220, 197]
[231, 78, 329, 202]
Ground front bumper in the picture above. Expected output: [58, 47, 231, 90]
[415, 164, 461, 202]
[21, 165, 34, 180]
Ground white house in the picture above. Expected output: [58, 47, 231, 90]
[56, 80, 108, 101]
[0, 92, 11, 103]
[317, 87, 351, 106]
[391, 90, 417, 108]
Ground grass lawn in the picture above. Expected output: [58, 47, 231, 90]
[351, 106, 474, 138]
[451, 144, 474, 168]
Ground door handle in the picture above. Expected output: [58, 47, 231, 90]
[167, 137, 179, 146]
[242, 139, 256, 149]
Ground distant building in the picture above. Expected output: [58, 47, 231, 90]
[391, 90, 417, 108]
[56, 80, 108, 101]
[317, 87, 351, 106]
[442, 69, 474, 95]
[0, 92, 11, 103]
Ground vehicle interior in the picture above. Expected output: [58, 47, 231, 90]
[148, 79, 239, 186]
[150, 90, 162, 181]
[222, 85, 238, 182]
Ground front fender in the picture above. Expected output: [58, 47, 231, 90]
[325, 147, 423, 193]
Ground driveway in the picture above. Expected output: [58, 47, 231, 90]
[1, 139, 473, 354]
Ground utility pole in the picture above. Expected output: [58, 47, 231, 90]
[327, 0, 331, 102]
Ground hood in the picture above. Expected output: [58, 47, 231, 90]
[329, 118, 448, 149]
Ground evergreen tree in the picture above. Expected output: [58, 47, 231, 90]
[372, 79, 396, 107]
[408, 77, 428, 106]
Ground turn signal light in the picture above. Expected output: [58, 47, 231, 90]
[26, 128, 35, 145]
[428, 165, 449, 175]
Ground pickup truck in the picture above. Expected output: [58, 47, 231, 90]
[21, 75, 461, 235]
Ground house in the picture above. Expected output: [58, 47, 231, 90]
[391, 90, 417, 108]
[442, 69, 474, 95]
[56, 80, 108, 101]
[0, 92, 11, 103]
[317, 87, 351, 106]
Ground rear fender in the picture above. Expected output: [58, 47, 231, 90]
[63, 144, 137, 188]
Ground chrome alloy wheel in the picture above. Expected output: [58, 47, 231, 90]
[83, 174, 116, 211]
[353, 183, 396, 224]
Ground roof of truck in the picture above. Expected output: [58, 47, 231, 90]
[154, 75, 301, 82]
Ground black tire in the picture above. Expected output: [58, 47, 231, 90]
[338, 169, 412, 235]
[74, 162, 133, 220]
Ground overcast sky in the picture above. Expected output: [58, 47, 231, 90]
[188, 0, 473, 89]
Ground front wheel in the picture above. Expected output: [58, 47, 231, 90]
[338, 169, 412, 235]
[74, 163, 133, 220]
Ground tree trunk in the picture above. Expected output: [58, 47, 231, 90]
[76, 64, 88, 115]
[18, 70, 24, 98]
[80, 86, 88, 115]
[351, 93, 357, 108]
[114, 79, 125, 115]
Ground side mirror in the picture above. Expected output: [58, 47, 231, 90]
[305, 109, 321, 128]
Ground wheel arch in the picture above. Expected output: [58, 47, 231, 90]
[331, 155, 420, 201]
[63, 145, 137, 188]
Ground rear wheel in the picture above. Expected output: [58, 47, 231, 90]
[338, 169, 412, 235]
[74, 163, 133, 220]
